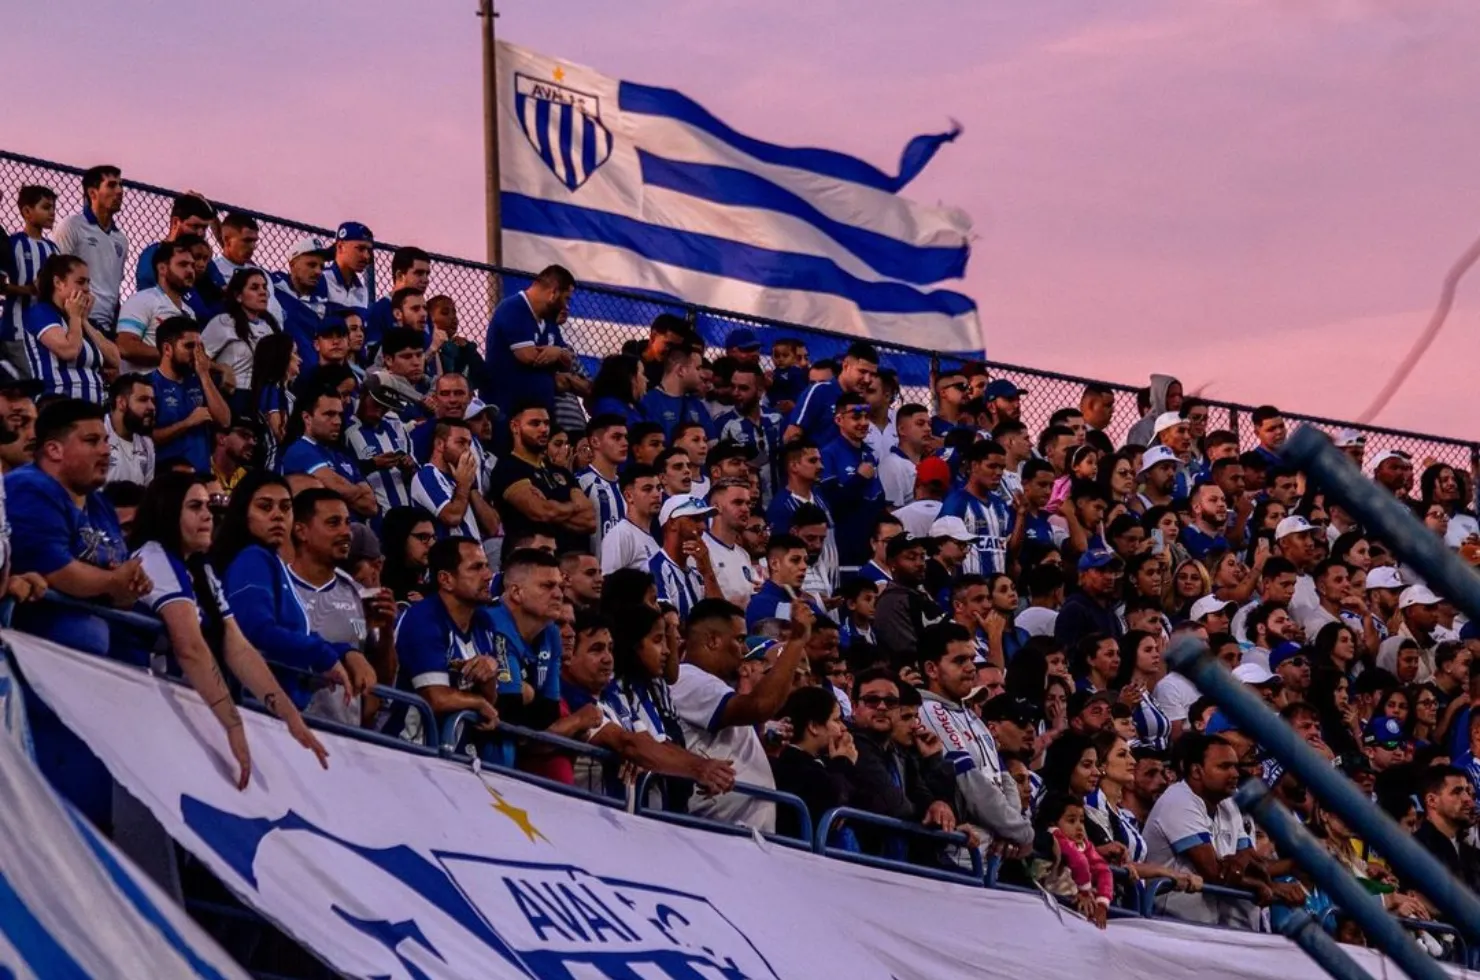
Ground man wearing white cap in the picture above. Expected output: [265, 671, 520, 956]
[1274, 515, 1323, 620]
[1370, 450, 1415, 502]
[1365, 566, 1405, 626]
[1189, 595, 1237, 635]
[270, 236, 332, 364]
[1232, 662, 1284, 707]
[1333, 429, 1366, 469]
[926, 515, 980, 602]
[1131, 445, 1179, 515]
[1151, 410, 1199, 496]
[1396, 584, 1443, 682]
[648, 495, 723, 622]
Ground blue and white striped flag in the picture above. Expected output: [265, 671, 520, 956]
[497, 41, 981, 356]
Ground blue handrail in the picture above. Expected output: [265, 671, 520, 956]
[813, 807, 983, 884]
[632, 770, 815, 844]
[437, 709, 617, 763]
[36, 590, 166, 634]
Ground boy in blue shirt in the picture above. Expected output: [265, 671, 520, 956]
[2, 185, 60, 372]
[819, 393, 884, 566]
[149, 317, 231, 475]
[746, 533, 825, 631]
[280, 390, 379, 518]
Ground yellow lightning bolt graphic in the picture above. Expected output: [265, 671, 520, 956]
[487, 785, 548, 844]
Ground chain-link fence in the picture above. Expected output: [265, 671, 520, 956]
[4, 148, 1475, 472]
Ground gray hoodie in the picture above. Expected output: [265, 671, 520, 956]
[917, 689, 1034, 850]
[1124, 373, 1180, 448]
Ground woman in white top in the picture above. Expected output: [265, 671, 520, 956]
[1420, 463, 1480, 550]
[201, 268, 280, 394]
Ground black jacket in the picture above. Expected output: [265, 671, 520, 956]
[1405, 820, 1480, 898]
[849, 724, 957, 854]
[770, 745, 856, 842]
[874, 581, 944, 664]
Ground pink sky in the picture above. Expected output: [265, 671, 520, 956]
[6, 0, 1479, 438]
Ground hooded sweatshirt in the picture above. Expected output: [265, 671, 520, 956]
[1124, 374, 1179, 448]
[917, 690, 1034, 849]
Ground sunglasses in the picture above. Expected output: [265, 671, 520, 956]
[858, 695, 901, 708]
[1282, 656, 1309, 669]
[941, 382, 969, 393]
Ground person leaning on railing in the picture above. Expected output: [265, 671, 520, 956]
[124, 471, 328, 787]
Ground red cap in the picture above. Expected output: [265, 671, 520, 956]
[916, 456, 950, 486]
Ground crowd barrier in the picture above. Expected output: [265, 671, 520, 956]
[3, 148, 1476, 470]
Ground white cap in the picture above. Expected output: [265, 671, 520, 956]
[1365, 566, 1404, 591]
[1232, 663, 1280, 686]
[1190, 595, 1236, 621]
[1138, 445, 1179, 475]
[1399, 584, 1442, 609]
[1274, 515, 1317, 540]
[1334, 428, 1366, 449]
[1152, 411, 1185, 437]
[1369, 449, 1409, 472]
[930, 516, 982, 543]
[462, 398, 495, 420]
[287, 235, 332, 260]
[659, 494, 717, 525]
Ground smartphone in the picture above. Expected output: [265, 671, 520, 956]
[1151, 529, 1165, 554]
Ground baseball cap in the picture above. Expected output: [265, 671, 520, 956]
[1269, 641, 1305, 670]
[980, 695, 1041, 726]
[709, 440, 757, 465]
[1190, 595, 1237, 621]
[1068, 690, 1116, 717]
[1399, 584, 1441, 609]
[315, 316, 349, 337]
[1368, 449, 1409, 472]
[226, 413, 262, 436]
[1334, 428, 1366, 449]
[1365, 566, 1404, 591]
[1461, 620, 1480, 642]
[724, 327, 760, 351]
[463, 398, 497, 421]
[985, 379, 1024, 400]
[916, 456, 951, 487]
[743, 636, 778, 662]
[0, 361, 42, 397]
[1203, 711, 1238, 735]
[347, 523, 382, 565]
[363, 371, 420, 413]
[287, 235, 333, 261]
[1362, 715, 1406, 748]
[336, 221, 374, 243]
[885, 533, 927, 560]
[1078, 548, 1123, 573]
[1152, 411, 1185, 437]
[1138, 445, 1179, 475]
[1274, 515, 1317, 540]
[930, 516, 981, 543]
[659, 494, 717, 526]
[1232, 663, 1282, 686]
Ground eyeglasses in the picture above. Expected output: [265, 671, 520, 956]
[1417, 698, 1438, 708]
[858, 695, 901, 708]
[409, 532, 436, 543]
[1283, 656, 1309, 669]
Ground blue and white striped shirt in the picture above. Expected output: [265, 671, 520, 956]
[648, 549, 703, 622]
[346, 415, 413, 512]
[1133, 690, 1171, 751]
[411, 464, 481, 541]
[324, 262, 368, 312]
[257, 385, 294, 472]
[939, 487, 1012, 576]
[2, 233, 58, 342]
[22, 300, 106, 404]
[578, 465, 624, 559]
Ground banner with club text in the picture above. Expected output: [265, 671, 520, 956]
[9, 631, 1447, 980]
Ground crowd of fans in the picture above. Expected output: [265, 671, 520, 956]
[4, 169, 1480, 944]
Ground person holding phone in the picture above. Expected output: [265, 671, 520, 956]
[1114, 630, 1172, 750]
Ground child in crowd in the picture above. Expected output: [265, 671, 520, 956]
[1035, 791, 1114, 929]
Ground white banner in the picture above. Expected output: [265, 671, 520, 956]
[8, 630, 1446, 980]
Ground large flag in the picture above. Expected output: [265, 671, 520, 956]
[497, 41, 982, 356]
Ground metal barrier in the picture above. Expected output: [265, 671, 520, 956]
[813, 807, 983, 885]
[3, 147, 1475, 466]
[632, 770, 816, 846]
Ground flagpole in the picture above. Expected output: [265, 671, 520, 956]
[478, 0, 503, 278]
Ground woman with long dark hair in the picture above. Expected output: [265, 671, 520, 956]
[1308, 669, 1362, 762]
[587, 354, 649, 427]
[22, 254, 120, 403]
[202, 268, 280, 397]
[249, 332, 300, 470]
[379, 505, 437, 603]
[128, 472, 327, 787]
[1112, 630, 1171, 750]
[1311, 621, 1360, 678]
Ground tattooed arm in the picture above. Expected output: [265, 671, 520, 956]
[159, 601, 254, 788]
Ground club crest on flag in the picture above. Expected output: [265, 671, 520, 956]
[514, 71, 613, 192]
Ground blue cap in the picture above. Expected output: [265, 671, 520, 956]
[1362, 715, 1406, 747]
[315, 315, 349, 336]
[1461, 620, 1480, 642]
[1268, 641, 1304, 670]
[985, 379, 1024, 400]
[724, 327, 761, 351]
[1203, 711, 1238, 735]
[336, 221, 374, 243]
[744, 636, 777, 662]
[1077, 548, 1123, 573]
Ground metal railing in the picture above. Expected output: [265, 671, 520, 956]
[3, 147, 1475, 468]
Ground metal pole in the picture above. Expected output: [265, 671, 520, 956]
[1279, 910, 1381, 980]
[1165, 634, 1480, 939]
[1236, 780, 1448, 980]
[478, 0, 502, 271]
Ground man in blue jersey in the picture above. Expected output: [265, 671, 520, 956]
[939, 440, 1012, 577]
[393, 536, 502, 740]
[640, 341, 712, 441]
[324, 222, 373, 313]
[767, 438, 838, 586]
[271, 236, 332, 363]
[409, 372, 475, 463]
[2, 185, 59, 374]
[930, 369, 970, 437]
[714, 362, 781, 503]
[366, 246, 431, 358]
[649, 494, 723, 622]
[487, 547, 567, 731]
[345, 377, 417, 513]
[854, 514, 904, 586]
[411, 419, 484, 542]
[134, 192, 215, 290]
[482, 264, 574, 416]
[1181, 483, 1231, 561]
[148, 317, 230, 475]
[280, 390, 379, 518]
[782, 340, 879, 446]
[819, 392, 885, 567]
[1251, 405, 1288, 467]
[746, 532, 825, 630]
[1005, 459, 1057, 565]
[577, 414, 627, 559]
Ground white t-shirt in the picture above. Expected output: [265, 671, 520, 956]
[1289, 574, 1318, 620]
[116, 286, 193, 374]
[670, 663, 776, 832]
[1153, 672, 1201, 724]
[878, 451, 917, 507]
[0, 471, 9, 570]
[1446, 513, 1480, 549]
[601, 519, 660, 575]
[1144, 780, 1250, 872]
[105, 414, 155, 487]
[893, 499, 942, 539]
[54, 212, 128, 329]
[704, 530, 759, 607]
[201, 313, 278, 389]
[1015, 605, 1059, 638]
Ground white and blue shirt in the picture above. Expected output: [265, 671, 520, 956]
[1085, 788, 1149, 864]
[939, 487, 1012, 576]
[346, 415, 413, 512]
[765, 489, 839, 593]
[649, 549, 704, 622]
[119, 542, 233, 668]
[270, 271, 330, 368]
[411, 463, 480, 540]
[2, 232, 59, 342]
[281, 434, 364, 489]
[117, 287, 194, 372]
[208, 256, 284, 325]
[578, 465, 624, 559]
[22, 300, 106, 404]
[53, 206, 128, 330]
[714, 408, 781, 504]
[257, 385, 294, 472]
[323, 262, 368, 312]
[1133, 689, 1172, 751]
[1144, 780, 1251, 876]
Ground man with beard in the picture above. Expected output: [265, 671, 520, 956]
[117, 240, 197, 373]
[147, 317, 229, 475]
[487, 402, 595, 546]
[874, 534, 946, 665]
[714, 363, 782, 502]
[0, 364, 39, 473]
[104, 373, 156, 486]
[210, 417, 259, 495]
[412, 419, 486, 542]
[281, 390, 379, 518]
